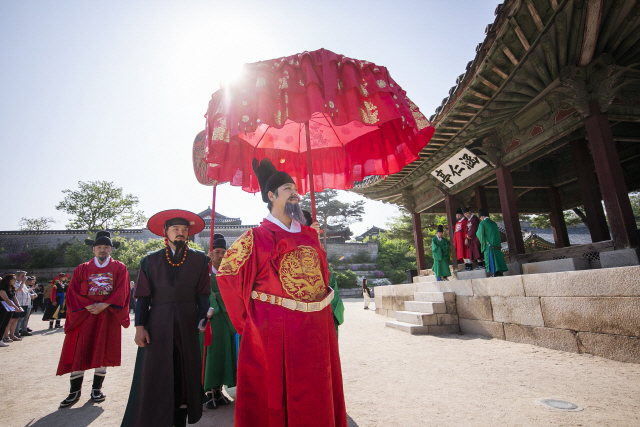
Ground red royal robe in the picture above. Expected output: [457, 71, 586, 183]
[217, 219, 348, 427]
[465, 214, 482, 261]
[453, 217, 470, 262]
[57, 257, 131, 375]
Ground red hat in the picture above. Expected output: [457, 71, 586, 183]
[147, 209, 205, 237]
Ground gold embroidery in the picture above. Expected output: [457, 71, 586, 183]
[279, 246, 326, 302]
[359, 100, 379, 124]
[328, 101, 334, 108]
[218, 230, 253, 276]
[376, 80, 387, 88]
[242, 115, 250, 123]
[278, 70, 289, 89]
[360, 80, 369, 97]
[274, 110, 282, 126]
[256, 77, 266, 87]
[211, 117, 228, 142]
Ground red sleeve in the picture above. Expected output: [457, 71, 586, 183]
[50, 286, 57, 303]
[217, 229, 257, 335]
[104, 262, 131, 328]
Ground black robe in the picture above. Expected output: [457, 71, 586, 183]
[121, 247, 210, 427]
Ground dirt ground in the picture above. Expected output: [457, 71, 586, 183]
[3, 299, 640, 427]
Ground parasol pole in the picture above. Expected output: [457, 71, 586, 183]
[304, 121, 317, 222]
[202, 181, 217, 385]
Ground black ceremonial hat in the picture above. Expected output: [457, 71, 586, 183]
[460, 206, 470, 214]
[211, 233, 227, 250]
[437, 225, 444, 233]
[478, 208, 489, 218]
[85, 231, 120, 249]
[455, 207, 463, 215]
[252, 158, 296, 203]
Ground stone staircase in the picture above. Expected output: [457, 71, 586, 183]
[385, 272, 460, 335]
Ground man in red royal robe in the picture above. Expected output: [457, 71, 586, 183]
[453, 207, 470, 268]
[57, 231, 130, 408]
[462, 207, 485, 271]
[217, 158, 348, 427]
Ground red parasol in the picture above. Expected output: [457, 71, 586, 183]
[203, 48, 434, 220]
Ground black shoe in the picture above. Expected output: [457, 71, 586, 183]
[205, 397, 218, 410]
[474, 265, 484, 270]
[21, 332, 33, 336]
[91, 389, 106, 402]
[27, 328, 33, 332]
[213, 388, 231, 406]
[464, 263, 472, 271]
[60, 375, 84, 408]
[55, 325, 63, 329]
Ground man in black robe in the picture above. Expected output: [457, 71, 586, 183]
[121, 209, 210, 427]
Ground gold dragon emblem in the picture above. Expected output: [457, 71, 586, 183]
[279, 246, 326, 302]
[218, 230, 253, 276]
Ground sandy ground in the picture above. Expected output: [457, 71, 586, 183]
[3, 299, 640, 427]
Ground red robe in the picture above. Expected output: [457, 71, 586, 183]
[57, 258, 130, 375]
[217, 219, 348, 427]
[465, 214, 482, 261]
[453, 217, 470, 262]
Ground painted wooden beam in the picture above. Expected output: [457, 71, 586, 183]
[550, 0, 559, 11]
[462, 101, 485, 109]
[568, 0, 586, 66]
[508, 17, 531, 51]
[525, 0, 544, 31]
[584, 101, 637, 249]
[555, 11, 568, 69]
[568, 138, 610, 242]
[466, 87, 491, 101]
[516, 68, 545, 93]
[540, 34, 559, 80]
[595, 0, 624, 56]
[497, 38, 520, 65]
[484, 57, 510, 79]
[496, 92, 534, 103]
[606, 1, 640, 55]
[496, 165, 526, 260]
[476, 74, 500, 91]
[579, 0, 603, 66]
[530, 53, 552, 86]
[505, 81, 539, 98]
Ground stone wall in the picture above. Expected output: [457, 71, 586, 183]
[325, 242, 377, 260]
[375, 267, 640, 364]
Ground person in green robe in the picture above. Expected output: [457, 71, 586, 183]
[476, 209, 508, 277]
[431, 225, 451, 281]
[328, 265, 345, 337]
[201, 234, 237, 409]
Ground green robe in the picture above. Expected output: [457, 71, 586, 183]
[328, 265, 345, 337]
[431, 236, 451, 278]
[476, 218, 509, 273]
[199, 274, 237, 390]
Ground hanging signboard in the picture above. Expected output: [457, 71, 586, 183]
[430, 148, 488, 187]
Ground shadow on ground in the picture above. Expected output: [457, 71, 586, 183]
[24, 400, 103, 427]
[347, 414, 360, 426]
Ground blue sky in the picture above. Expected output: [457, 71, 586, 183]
[0, 0, 498, 236]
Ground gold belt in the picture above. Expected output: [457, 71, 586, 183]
[251, 288, 334, 313]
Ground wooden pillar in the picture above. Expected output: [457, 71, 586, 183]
[569, 138, 610, 242]
[547, 186, 570, 248]
[411, 211, 427, 272]
[496, 165, 525, 261]
[475, 185, 488, 213]
[444, 194, 459, 270]
[584, 101, 637, 249]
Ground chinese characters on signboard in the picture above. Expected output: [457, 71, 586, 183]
[430, 148, 488, 187]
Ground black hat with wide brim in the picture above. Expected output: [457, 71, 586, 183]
[147, 209, 205, 237]
[252, 158, 296, 203]
[85, 230, 120, 248]
[211, 233, 227, 250]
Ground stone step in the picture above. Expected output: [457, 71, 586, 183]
[414, 292, 456, 303]
[404, 301, 447, 314]
[415, 282, 441, 292]
[395, 311, 438, 326]
[385, 320, 460, 335]
[412, 275, 439, 283]
[396, 311, 459, 326]
[453, 269, 488, 281]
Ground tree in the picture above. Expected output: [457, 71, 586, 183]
[18, 216, 55, 231]
[56, 181, 146, 230]
[630, 192, 640, 228]
[375, 235, 417, 284]
[385, 210, 446, 260]
[528, 207, 588, 229]
[300, 190, 365, 245]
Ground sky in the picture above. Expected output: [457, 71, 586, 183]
[0, 0, 498, 237]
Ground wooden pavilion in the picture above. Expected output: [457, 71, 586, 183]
[353, 0, 640, 271]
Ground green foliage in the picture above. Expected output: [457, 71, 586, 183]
[19, 216, 55, 231]
[384, 209, 443, 263]
[56, 180, 146, 230]
[489, 214, 504, 223]
[375, 234, 416, 284]
[300, 190, 364, 244]
[333, 269, 358, 288]
[63, 239, 94, 266]
[631, 192, 640, 228]
[527, 208, 586, 230]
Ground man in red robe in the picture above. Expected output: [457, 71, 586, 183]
[217, 159, 348, 427]
[57, 231, 130, 408]
[453, 207, 470, 267]
[462, 207, 485, 271]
